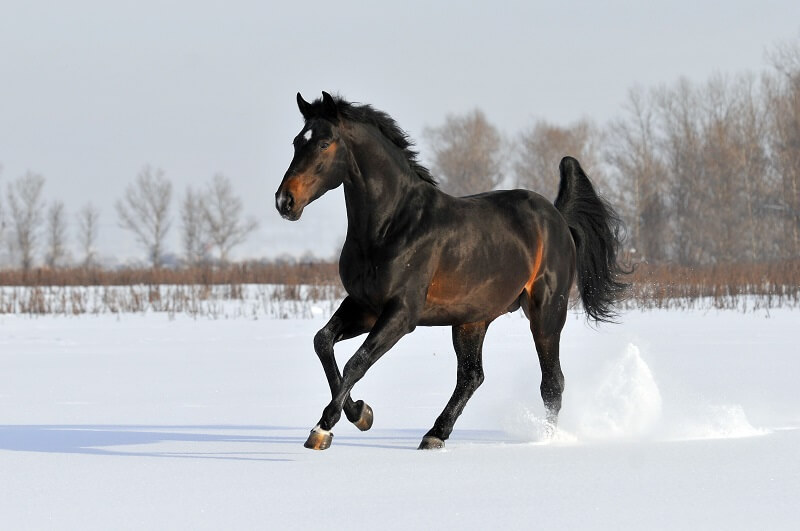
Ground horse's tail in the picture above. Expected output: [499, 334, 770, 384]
[554, 156, 629, 323]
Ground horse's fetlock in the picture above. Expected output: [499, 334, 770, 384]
[321, 404, 342, 430]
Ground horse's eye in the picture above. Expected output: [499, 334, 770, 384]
[319, 142, 330, 151]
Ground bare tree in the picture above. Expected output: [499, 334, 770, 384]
[7, 172, 45, 270]
[652, 78, 707, 264]
[423, 109, 504, 196]
[115, 166, 172, 268]
[0, 164, 4, 240]
[514, 118, 606, 201]
[0, 165, 6, 265]
[181, 186, 211, 266]
[77, 202, 100, 268]
[605, 73, 779, 265]
[766, 38, 800, 258]
[200, 174, 258, 264]
[44, 200, 68, 268]
[698, 74, 770, 263]
[606, 88, 670, 263]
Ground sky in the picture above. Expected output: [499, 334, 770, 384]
[0, 0, 798, 264]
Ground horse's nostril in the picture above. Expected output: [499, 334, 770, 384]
[276, 190, 295, 216]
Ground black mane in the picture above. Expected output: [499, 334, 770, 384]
[306, 95, 437, 186]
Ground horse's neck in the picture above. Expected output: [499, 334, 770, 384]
[342, 136, 433, 246]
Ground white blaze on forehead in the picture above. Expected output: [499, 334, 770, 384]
[303, 128, 313, 142]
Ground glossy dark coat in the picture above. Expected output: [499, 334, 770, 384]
[275, 92, 627, 450]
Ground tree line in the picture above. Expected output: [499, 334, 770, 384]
[3, 38, 798, 271]
[0, 167, 258, 271]
[424, 39, 800, 265]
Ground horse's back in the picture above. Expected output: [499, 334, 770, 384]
[451, 188, 571, 247]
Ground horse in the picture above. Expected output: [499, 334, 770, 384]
[275, 92, 627, 450]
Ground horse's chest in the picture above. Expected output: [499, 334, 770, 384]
[340, 260, 393, 303]
[339, 245, 423, 308]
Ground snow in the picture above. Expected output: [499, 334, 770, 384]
[1, 307, 799, 529]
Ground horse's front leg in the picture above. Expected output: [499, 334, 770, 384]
[305, 299, 416, 450]
[313, 297, 376, 433]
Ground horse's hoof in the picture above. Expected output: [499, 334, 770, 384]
[352, 401, 374, 432]
[418, 436, 445, 450]
[304, 427, 333, 450]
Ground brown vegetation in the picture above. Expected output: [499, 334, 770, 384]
[625, 260, 800, 311]
[0, 262, 339, 287]
[0, 260, 796, 317]
[0, 263, 344, 318]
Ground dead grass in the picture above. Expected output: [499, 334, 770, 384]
[0, 260, 796, 317]
[0, 262, 339, 287]
[625, 260, 799, 311]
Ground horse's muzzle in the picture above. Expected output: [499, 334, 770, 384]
[275, 190, 301, 221]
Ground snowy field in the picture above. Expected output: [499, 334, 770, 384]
[1, 305, 798, 529]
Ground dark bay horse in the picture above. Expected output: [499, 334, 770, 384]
[275, 92, 627, 450]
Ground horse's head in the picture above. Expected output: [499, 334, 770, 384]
[275, 91, 349, 221]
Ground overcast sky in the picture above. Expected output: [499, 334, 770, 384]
[1, 0, 798, 263]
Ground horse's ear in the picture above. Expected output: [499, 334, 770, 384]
[297, 92, 313, 120]
[321, 91, 338, 121]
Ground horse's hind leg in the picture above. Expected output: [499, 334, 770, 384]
[528, 283, 569, 429]
[419, 321, 488, 450]
[312, 297, 376, 436]
[532, 327, 565, 428]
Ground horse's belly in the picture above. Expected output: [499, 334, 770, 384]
[419, 277, 524, 326]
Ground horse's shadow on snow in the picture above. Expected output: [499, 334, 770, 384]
[0, 425, 505, 461]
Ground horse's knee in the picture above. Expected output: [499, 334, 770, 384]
[313, 328, 334, 357]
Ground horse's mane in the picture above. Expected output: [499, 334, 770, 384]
[306, 95, 437, 187]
